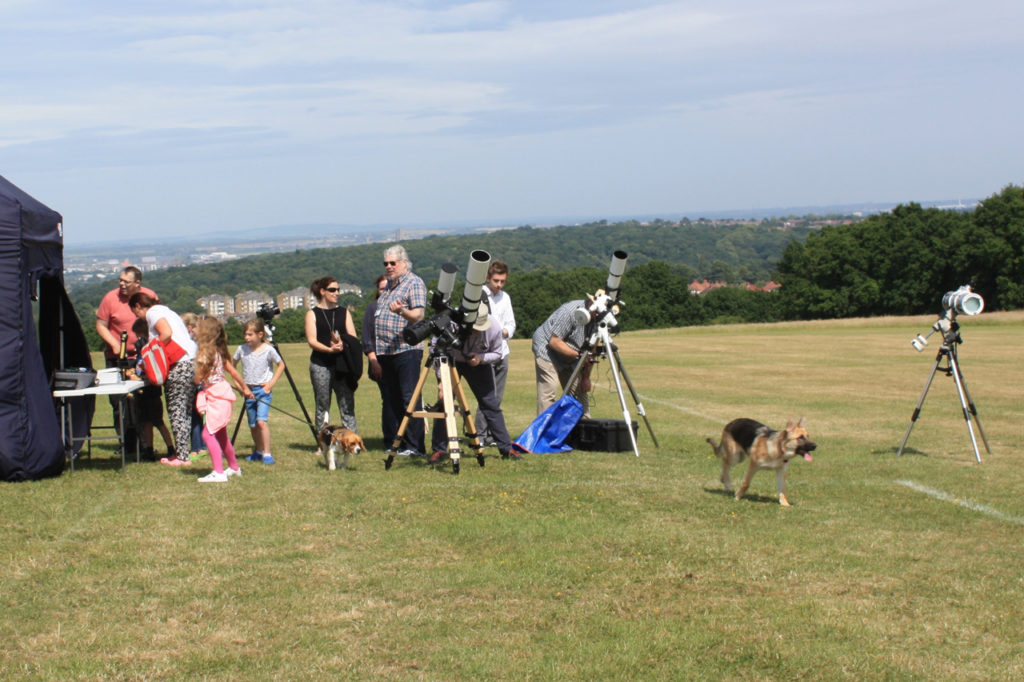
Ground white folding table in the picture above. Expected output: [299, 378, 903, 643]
[54, 376, 145, 474]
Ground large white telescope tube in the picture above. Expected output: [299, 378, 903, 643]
[460, 250, 491, 326]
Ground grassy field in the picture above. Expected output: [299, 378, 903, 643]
[4, 312, 1024, 680]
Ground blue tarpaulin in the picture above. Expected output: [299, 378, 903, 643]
[512, 394, 583, 454]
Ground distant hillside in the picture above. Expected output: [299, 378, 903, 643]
[70, 218, 824, 315]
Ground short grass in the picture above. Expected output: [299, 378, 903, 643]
[4, 312, 1024, 680]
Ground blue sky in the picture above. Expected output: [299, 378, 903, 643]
[2, 0, 1021, 245]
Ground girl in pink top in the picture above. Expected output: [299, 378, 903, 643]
[194, 317, 252, 483]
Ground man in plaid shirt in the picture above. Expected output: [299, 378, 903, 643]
[374, 245, 428, 455]
[531, 298, 596, 416]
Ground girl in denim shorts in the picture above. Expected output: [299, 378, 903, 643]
[233, 319, 286, 464]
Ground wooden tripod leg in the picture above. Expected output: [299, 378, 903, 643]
[437, 359, 461, 468]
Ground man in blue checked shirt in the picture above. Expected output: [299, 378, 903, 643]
[374, 245, 427, 456]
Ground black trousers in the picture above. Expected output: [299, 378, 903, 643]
[105, 357, 139, 451]
[431, 361, 512, 454]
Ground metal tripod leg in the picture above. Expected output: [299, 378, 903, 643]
[947, 345, 991, 456]
[897, 343, 989, 462]
[608, 343, 659, 448]
[231, 341, 319, 449]
[600, 329, 640, 457]
[562, 340, 593, 398]
[947, 350, 988, 463]
[275, 341, 320, 446]
[897, 349, 945, 457]
[562, 329, 657, 456]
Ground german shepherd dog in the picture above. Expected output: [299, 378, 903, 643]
[318, 425, 365, 471]
[707, 417, 816, 506]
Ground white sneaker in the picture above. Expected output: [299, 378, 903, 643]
[198, 471, 229, 483]
[224, 467, 242, 478]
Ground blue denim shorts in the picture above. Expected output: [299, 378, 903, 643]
[245, 385, 272, 427]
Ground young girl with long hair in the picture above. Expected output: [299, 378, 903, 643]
[194, 317, 253, 483]
[233, 318, 286, 464]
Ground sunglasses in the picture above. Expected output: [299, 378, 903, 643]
[324, 287, 340, 293]
[383, 260, 399, 266]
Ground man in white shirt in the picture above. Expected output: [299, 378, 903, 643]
[476, 260, 516, 445]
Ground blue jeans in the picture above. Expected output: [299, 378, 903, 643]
[379, 349, 424, 453]
[191, 406, 206, 453]
[245, 385, 272, 427]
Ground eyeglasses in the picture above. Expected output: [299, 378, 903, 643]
[383, 260, 399, 266]
[324, 287, 340, 293]
[118, 278, 135, 285]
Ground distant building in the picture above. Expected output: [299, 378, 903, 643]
[197, 283, 361, 319]
[235, 290, 272, 316]
[198, 294, 236, 318]
[192, 251, 238, 264]
[688, 279, 727, 295]
[337, 283, 362, 297]
[690, 279, 781, 294]
[277, 287, 310, 311]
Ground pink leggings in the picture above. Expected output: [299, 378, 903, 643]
[202, 426, 238, 474]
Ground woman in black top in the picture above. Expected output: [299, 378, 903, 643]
[305, 276, 358, 442]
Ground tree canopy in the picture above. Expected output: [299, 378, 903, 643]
[70, 184, 1024, 350]
[776, 185, 1024, 319]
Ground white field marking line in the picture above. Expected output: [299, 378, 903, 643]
[896, 479, 1024, 526]
[593, 385, 720, 421]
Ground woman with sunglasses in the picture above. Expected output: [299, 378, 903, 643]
[305, 276, 359, 444]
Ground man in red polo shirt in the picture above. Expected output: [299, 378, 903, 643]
[96, 266, 157, 363]
[95, 266, 158, 456]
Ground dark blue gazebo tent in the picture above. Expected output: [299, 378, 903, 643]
[0, 174, 92, 481]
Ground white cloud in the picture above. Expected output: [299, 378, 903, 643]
[2, 0, 1022, 241]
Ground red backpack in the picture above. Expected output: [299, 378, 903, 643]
[138, 338, 186, 385]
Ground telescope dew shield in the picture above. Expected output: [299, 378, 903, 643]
[573, 306, 591, 326]
[942, 285, 984, 316]
[605, 251, 628, 301]
[436, 263, 457, 304]
[460, 250, 491, 327]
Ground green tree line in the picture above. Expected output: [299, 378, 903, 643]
[72, 217, 816, 348]
[72, 218, 817, 310]
[775, 185, 1024, 319]
[71, 183, 1024, 350]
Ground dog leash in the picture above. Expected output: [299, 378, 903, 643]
[229, 385, 317, 429]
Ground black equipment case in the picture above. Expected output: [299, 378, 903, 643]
[568, 418, 638, 452]
[53, 368, 97, 391]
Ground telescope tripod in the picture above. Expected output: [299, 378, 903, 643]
[564, 323, 658, 457]
[897, 324, 990, 463]
[383, 351, 485, 475]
